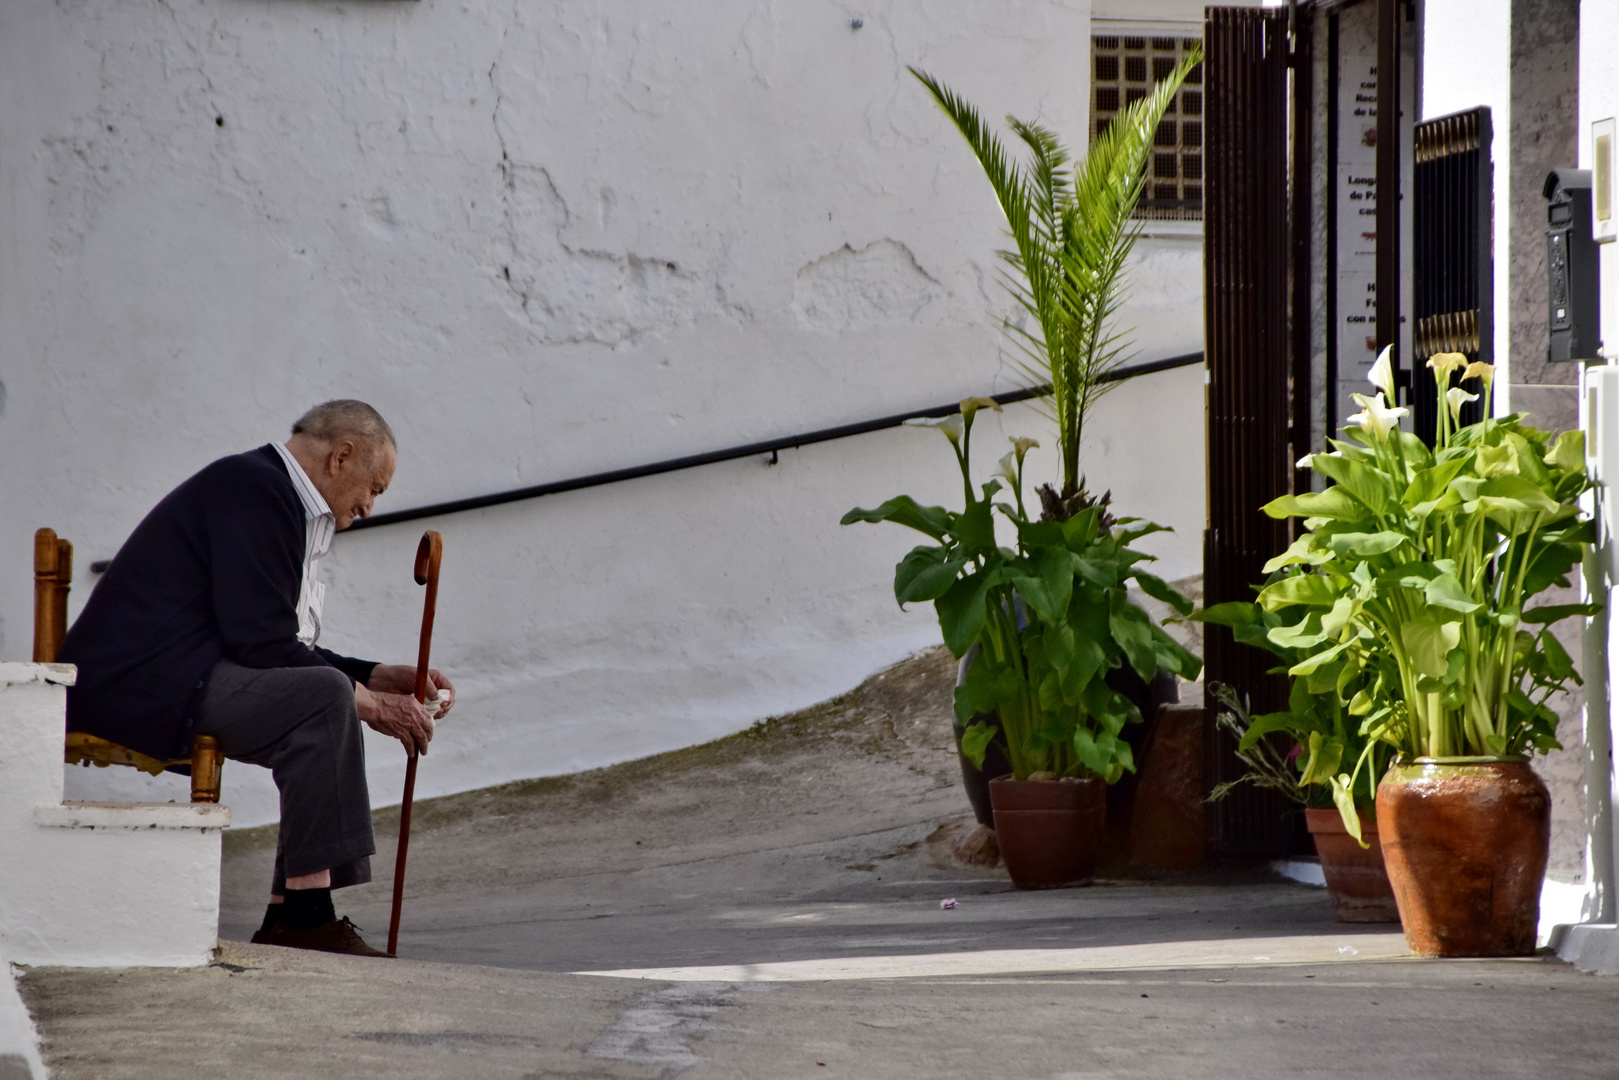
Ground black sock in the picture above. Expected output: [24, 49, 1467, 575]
[281, 888, 336, 931]
[258, 904, 282, 934]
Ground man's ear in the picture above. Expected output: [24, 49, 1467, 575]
[328, 439, 358, 474]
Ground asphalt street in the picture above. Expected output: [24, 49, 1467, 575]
[20, 648, 1619, 1077]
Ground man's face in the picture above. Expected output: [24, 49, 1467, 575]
[315, 439, 397, 530]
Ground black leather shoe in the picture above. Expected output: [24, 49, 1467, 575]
[251, 916, 393, 957]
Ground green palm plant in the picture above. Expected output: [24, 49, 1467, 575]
[910, 50, 1201, 503]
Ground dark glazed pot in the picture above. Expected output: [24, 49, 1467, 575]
[987, 775, 1106, 888]
[1304, 808, 1400, 924]
[954, 649, 1176, 831]
[1375, 758, 1550, 957]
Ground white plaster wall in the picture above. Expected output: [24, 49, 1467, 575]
[1420, 0, 1513, 406]
[2, 1, 1208, 827]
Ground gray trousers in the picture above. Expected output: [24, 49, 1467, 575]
[195, 659, 375, 894]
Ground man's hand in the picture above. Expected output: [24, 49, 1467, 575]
[366, 664, 456, 717]
[354, 682, 434, 756]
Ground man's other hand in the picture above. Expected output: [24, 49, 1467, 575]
[354, 683, 434, 756]
[366, 664, 456, 717]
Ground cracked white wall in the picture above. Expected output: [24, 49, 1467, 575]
[1, 0, 1204, 826]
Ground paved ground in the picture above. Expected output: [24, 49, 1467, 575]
[19, 648, 1619, 1077]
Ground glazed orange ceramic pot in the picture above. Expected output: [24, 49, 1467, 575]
[1375, 758, 1550, 957]
[988, 775, 1106, 888]
[1304, 808, 1400, 923]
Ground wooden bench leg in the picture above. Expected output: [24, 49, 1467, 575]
[190, 735, 223, 804]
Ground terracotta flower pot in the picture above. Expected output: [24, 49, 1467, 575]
[987, 775, 1106, 888]
[1375, 757, 1550, 957]
[1304, 808, 1400, 924]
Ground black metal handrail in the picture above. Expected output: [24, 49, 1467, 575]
[348, 350, 1204, 531]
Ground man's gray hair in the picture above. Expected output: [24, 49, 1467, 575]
[291, 400, 396, 450]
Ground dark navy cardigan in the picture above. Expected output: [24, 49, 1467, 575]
[59, 445, 378, 759]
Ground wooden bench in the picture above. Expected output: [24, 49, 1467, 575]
[36, 528, 222, 803]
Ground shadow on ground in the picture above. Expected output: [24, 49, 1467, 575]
[219, 646, 1343, 970]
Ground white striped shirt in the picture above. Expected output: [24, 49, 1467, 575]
[270, 442, 336, 647]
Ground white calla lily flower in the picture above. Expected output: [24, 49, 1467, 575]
[1445, 385, 1480, 421]
[1296, 449, 1343, 468]
[1369, 346, 1396, 395]
[904, 414, 965, 444]
[1427, 351, 1468, 377]
[1464, 360, 1495, 387]
[1347, 392, 1409, 441]
[958, 396, 1002, 423]
[996, 450, 1020, 485]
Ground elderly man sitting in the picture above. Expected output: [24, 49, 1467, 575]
[60, 400, 452, 957]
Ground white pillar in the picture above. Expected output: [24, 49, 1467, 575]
[1419, 0, 1512, 410]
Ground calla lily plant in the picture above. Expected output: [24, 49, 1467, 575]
[1239, 350, 1594, 838]
[844, 402, 1200, 781]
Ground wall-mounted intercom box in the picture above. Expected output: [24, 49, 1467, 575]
[1546, 169, 1602, 363]
[1595, 119, 1615, 244]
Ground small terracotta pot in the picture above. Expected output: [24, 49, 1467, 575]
[1375, 758, 1550, 957]
[987, 775, 1106, 889]
[1304, 808, 1400, 924]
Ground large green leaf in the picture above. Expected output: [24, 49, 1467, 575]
[1189, 601, 1262, 629]
[934, 570, 1001, 655]
[1269, 611, 1327, 650]
[842, 496, 953, 540]
[1061, 633, 1109, 701]
[1264, 533, 1332, 572]
[1299, 731, 1345, 786]
[1519, 539, 1585, 597]
[1286, 638, 1352, 676]
[1011, 546, 1075, 626]
[1312, 455, 1397, 516]
[1544, 429, 1585, 476]
[1148, 622, 1202, 680]
[1257, 573, 1341, 611]
[1424, 572, 1481, 614]
[1262, 487, 1366, 522]
[1235, 710, 1300, 752]
[1476, 442, 1519, 477]
[1072, 727, 1109, 777]
[1109, 597, 1159, 680]
[1402, 457, 1470, 515]
[951, 496, 998, 550]
[959, 721, 1000, 769]
[1522, 602, 1601, 625]
[1326, 531, 1407, 559]
[1400, 612, 1461, 678]
[1475, 475, 1561, 514]
[1330, 775, 1366, 844]
[894, 546, 967, 605]
[1134, 571, 1193, 616]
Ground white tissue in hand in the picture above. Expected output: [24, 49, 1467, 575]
[424, 690, 449, 719]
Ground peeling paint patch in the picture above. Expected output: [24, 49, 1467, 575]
[792, 239, 946, 332]
[499, 165, 734, 347]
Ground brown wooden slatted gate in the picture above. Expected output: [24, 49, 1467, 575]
[1203, 6, 1301, 856]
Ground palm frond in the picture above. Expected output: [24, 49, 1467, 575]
[914, 50, 1200, 493]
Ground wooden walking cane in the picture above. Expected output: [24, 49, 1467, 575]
[387, 529, 442, 957]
